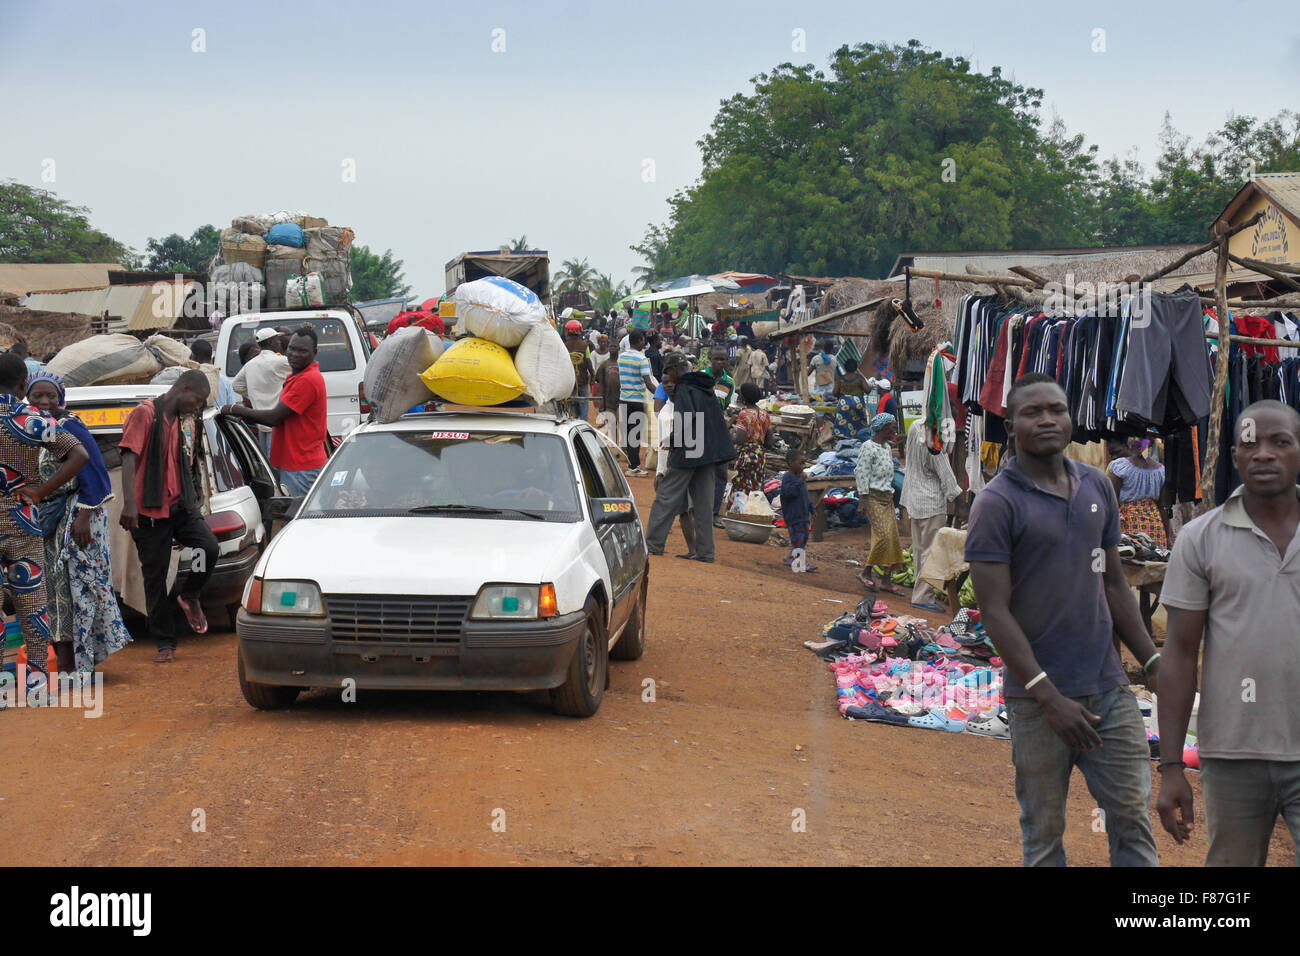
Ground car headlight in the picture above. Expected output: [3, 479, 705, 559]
[260, 580, 325, 616]
[471, 584, 557, 620]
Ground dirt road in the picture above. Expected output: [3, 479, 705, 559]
[0, 475, 1274, 866]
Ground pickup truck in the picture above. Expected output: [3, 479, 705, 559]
[215, 306, 374, 438]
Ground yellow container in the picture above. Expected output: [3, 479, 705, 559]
[420, 337, 525, 406]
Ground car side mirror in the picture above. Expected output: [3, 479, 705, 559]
[249, 476, 276, 499]
[266, 496, 302, 521]
[592, 497, 637, 525]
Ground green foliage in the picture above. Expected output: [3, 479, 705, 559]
[638, 42, 1300, 277]
[591, 272, 631, 311]
[554, 257, 598, 295]
[349, 244, 411, 301]
[505, 234, 530, 251]
[0, 180, 130, 264]
[143, 224, 220, 272]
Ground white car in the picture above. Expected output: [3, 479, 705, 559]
[236, 409, 649, 717]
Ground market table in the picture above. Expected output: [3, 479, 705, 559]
[1123, 561, 1167, 638]
[804, 477, 848, 541]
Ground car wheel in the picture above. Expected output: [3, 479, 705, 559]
[550, 597, 607, 717]
[610, 576, 647, 661]
[237, 645, 300, 710]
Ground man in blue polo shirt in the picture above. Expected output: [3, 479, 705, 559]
[966, 372, 1161, 867]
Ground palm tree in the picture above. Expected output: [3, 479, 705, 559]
[505, 234, 530, 251]
[553, 257, 599, 295]
[591, 273, 631, 311]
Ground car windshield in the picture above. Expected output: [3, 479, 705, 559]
[299, 429, 581, 521]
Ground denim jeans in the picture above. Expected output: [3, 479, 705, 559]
[1200, 758, 1300, 866]
[1006, 685, 1158, 866]
[280, 467, 322, 498]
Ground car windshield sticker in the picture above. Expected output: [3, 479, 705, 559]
[330, 471, 348, 486]
[430, 431, 470, 440]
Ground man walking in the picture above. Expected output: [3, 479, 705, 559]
[645, 352, 735, 563]
[119, 370, 219, 663]
[231, 327, 290, 460]
[617, 330, 655, 477]
[901, 419, 961, 611]
[700, 344, 737, 526]
[966, 373, 1161, 866]
[1157, 400, 1300, 865]
[222, 326, 328, 497]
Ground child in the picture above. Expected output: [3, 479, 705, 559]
[780, 448, 816, 572]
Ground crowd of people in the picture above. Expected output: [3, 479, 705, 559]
[0, 323, 331, 692]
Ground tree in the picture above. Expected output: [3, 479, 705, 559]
[553, 256, 598, 295]
[0, 180, 130, 264]
[591, 272, 631, 311]
[504, 234, 530, 251]
[349, 245, 411, 301]
[638, 41, 1300, 275]
[143, 224, 220, 272]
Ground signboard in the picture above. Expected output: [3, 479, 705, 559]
[1229, 193, 1299, 265]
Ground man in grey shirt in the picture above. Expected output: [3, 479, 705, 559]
[1157, 400, 1300, 865]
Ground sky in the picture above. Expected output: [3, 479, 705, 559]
[2, 0, 1297, 297]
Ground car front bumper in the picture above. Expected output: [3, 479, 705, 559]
[236, 608, 587, 691]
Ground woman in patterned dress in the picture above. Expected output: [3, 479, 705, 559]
[855, 413, 905, 595]
[27, 372, 131, 678]
[729, 383, 773, 497]
[1107, 437, 1170, 549]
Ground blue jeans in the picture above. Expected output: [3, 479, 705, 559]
[1200, 758, 1300, 866]
[568, 398, 589, 422]
[1006, 685, 1158, 866]
[280, 467, 322, 498]
[258, 428, 272, 461]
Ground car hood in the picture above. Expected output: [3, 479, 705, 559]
[260, 516, 587, 595]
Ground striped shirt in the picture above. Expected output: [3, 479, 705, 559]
[618, 350, 652, 401]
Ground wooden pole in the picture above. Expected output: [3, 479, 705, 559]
[1199, 236, 1232, 513]
[1226, 253, 1300, 291]
[1198, 294, 1300, 309]
[1139, 210, 1267, 285]
[797, 336, 810, 402]
[902, 268, 1039, 288]
[1230, 254, 1300, 276]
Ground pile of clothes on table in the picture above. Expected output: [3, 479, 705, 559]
[806, 439, 862, 478]
[805, 606, 1010, 737]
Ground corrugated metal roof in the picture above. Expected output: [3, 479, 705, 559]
[1216, 172, 1300, 231]
[0, 263, 126, 295]
[23, 280, 202, 331]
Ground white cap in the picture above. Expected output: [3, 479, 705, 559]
[878, 378, 892, 391]
[866, 377, 878, 388]
[254, 328, 280, 343]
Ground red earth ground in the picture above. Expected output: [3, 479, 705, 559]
[0, 472, 1290, 866]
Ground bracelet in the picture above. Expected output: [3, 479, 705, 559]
[1143, 652, 1161, 671]
[1158, 760, 1186, 771]
[1024, 671, 1048, 690]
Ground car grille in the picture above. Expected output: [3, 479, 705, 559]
[325, 594, 473, 645]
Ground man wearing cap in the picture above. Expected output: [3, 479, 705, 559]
[877, 378, 899, 421]
[564, 321, 593, 422]
[232, 327, 291, 460]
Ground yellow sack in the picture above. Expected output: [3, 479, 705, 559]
[420, 337, 525, 406]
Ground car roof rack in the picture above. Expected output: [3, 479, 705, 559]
[376, 400, 571, 425]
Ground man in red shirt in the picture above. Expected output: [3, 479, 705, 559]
[119, 370, 219, 662]
[222, 325, 328, 497]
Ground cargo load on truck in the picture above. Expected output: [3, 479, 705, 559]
[209, 211, 355, 314]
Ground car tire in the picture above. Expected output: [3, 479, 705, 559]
[237, 645, 300, 710]
[550, 597, 606, 717]
[610, 576, 647, 661]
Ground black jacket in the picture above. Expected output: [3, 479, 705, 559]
[668, 371, 736, 470]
